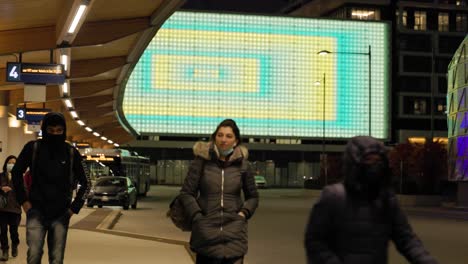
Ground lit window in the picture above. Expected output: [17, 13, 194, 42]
[456, 13, 468, 32]
[414, 99, 427, 115]
[437, 103, 446, 113]
[402, 11, 407, 26]
[396, 10, 408, 27]
[414, 11, 427, 30]
[456, 1, 467, 6]
[438, 12, 449, 32]
[351, 8, 380, 20]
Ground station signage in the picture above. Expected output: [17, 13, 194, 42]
[75, 143, 91, 149]
[6, 62, 65, 84]
[16, 108, 51, 123]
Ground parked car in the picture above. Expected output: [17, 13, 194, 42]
[254, 175, 267, 189]
[303, 176, 321, 189]
[87, 176, 137, 210]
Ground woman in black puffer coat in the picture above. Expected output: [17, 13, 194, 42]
[179, 119, 259, 264]
[304, 136, 438, 264]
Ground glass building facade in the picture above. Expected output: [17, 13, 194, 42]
[448, 35, 468, 181]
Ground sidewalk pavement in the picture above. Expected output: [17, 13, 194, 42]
[3, 208, 193, 264]
[403, 205, 468, 221]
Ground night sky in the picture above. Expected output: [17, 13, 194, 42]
[181, 0, 299, 14]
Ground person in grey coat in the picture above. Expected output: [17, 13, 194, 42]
[179, 119, 259, 264]
[304, 136, 438, 264]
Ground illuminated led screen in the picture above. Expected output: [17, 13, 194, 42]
[122, 11, 390, 139]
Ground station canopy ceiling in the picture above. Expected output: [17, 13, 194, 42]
[0, 0, 185, 148]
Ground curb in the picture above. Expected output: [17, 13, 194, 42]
[96, 210, 122, 230]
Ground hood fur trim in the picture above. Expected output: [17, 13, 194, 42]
[193, 141, 249, 161]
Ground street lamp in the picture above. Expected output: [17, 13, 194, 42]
[317, 45, 372, 136]
[314, 73, 327, 186]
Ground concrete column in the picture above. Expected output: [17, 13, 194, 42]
[0, 91, 36, 163]
[0, 105, 8, 164]
[457, 181, 468, 207]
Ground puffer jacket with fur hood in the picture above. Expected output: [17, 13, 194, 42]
[179, 141, 259, 259]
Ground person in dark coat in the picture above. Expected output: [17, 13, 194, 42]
[11, 112, 90, 264]
[304, 136, 438, 264]
[179, 119, 259, 264]
[0, 155, 22, 261]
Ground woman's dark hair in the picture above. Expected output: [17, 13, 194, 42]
[2, 155, 17, 173]
[210, 119, 241, 144]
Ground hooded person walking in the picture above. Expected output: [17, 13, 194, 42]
[12, 112, 90, 264]
[304, 136, 438, 264]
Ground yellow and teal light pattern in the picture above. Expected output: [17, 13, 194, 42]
[122, 11, 390, 139]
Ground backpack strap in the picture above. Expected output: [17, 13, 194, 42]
[31, 140, 40, 180]
[240, 159, 249, 188]
[69, 145, 74, 182]
[67, 143, 76, 193]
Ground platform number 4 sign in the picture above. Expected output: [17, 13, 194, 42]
[9, 66, 19, 78]
[6, 62, 21, 82]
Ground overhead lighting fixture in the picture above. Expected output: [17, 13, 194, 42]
[114, 143, 119, 147]
[76, 120, 85, 126]
[93, 132, 100, 137]
[8, 117, 21, 128]
[68, 4, 87, 33]
[85, 127, 92, 132]
[64, 99, 73, 108]
[56, 48, 71, 76]
[70, 111, 78, 119]
[107, 139, 113, 144]
[100, 136, 107, 141]
[61, 54, 68, 71]
[61, 82, 69, 97]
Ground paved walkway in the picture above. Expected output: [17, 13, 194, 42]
[3, 208, 193, 264]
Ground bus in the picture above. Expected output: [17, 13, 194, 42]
[79, 148, 151, 196]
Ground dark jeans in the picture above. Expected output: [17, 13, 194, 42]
[26, 209, 71, 264]
[0, 212, 21, 250]
[196, 254, 244, 264]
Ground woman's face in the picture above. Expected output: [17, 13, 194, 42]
[7, 158, 16, 165]
[215, 126, 238, 152]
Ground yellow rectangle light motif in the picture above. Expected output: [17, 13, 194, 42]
[153, 55, 260, 92]
[133, 29, 338, 121]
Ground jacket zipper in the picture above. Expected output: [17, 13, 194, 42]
[220, 169, 225, 231]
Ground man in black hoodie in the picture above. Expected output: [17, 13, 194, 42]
[12, 112, 90, 264]
[304, 136, 438, 264]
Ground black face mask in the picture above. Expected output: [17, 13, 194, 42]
[358, 162, 385, 199]
[45, 134, 64, 146]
